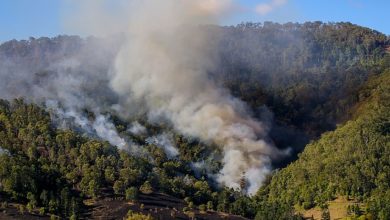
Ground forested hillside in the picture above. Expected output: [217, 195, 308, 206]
[255, 69, 390, 219]
[0, 99, 258, 219]
[0, 22, 389, 219]
[216, 22, 389, 136]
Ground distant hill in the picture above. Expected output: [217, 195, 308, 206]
[215, 21, 389, 135]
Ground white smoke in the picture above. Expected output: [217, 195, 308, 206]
[191, 159, 218, 179]
[0, 146, 6, 155]
[0, 0, 286, 194]
[93, 114, 126, 148]
[145, 133, 179, 159]
[0, 35, 128, 150]
[255, 0, 288, 15]
[107, 0, 282, 194]
[46, 100, 127, 149]
[127, 121, 147, 135]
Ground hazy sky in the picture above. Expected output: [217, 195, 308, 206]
[0, 0, 389, 42]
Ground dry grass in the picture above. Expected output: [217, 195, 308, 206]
[299, 197, 365, 220]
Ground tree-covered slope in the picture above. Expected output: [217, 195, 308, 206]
[0, 99, 258, 219]
[255, 69, 390, 219]
[216, 22, 389, 137]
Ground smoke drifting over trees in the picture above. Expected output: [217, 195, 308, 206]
[0, 0, 282, 194]
[1, 1, 390, 218]
[108, 1, 282, 194]
[1, 1, 388, 197]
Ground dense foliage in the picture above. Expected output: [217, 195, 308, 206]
[0, 99, 258, 218]
[255, 69, 390, 219]
[216, 21, 389, 138]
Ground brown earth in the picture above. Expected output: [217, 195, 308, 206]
[88, 192, 249, 220]
[0, 192, 249, 220]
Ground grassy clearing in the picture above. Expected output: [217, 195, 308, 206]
[298, 197, 366, 220]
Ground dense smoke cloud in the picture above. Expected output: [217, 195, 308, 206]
[106, 0, 282, 194]
[0, 0, 285, 194]
[0, 36, 127, 150]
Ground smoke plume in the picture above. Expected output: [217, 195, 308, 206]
[146, 133, 179, 159]
[107, 0, 282, 194]
[127, 121, 147, 136]
[0, 0, 285, 194]
[0, 36, 127, 150]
